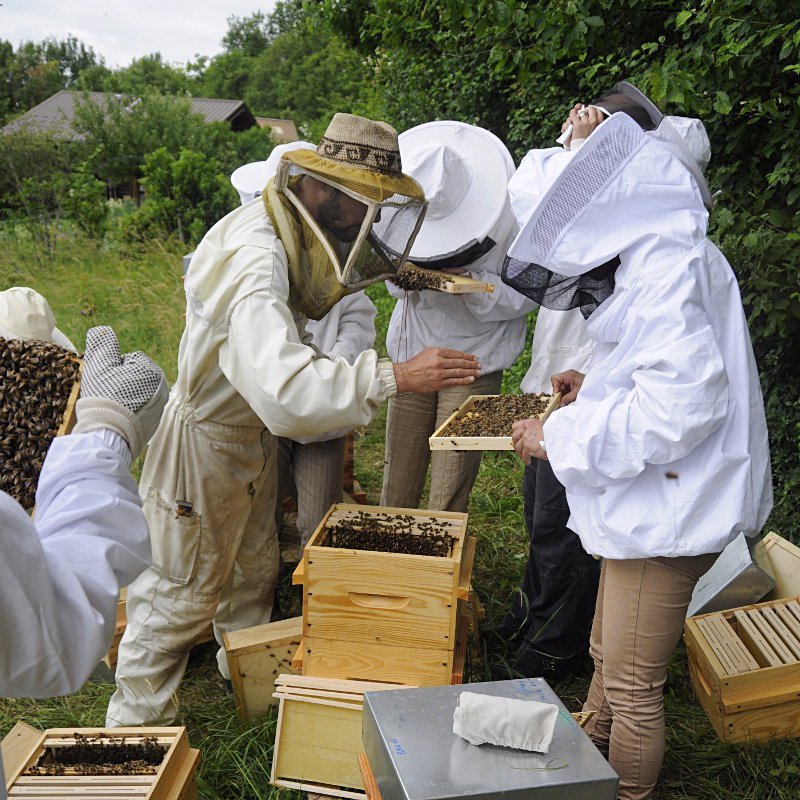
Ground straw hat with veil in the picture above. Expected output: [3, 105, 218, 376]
[262, 113, 427, 319]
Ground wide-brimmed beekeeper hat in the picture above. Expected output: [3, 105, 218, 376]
[397, 121, 515, 266]
[273, 113, 428, 291]
[0, 287, 76, 351]
[230, 142, 316, 205]
[281, 113, 425, 204]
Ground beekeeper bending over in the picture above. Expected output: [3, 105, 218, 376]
[381, 121, 534, 512]
[0, 325, 165, 701]
[230, 143, 378, 552]
[107, 113, 481, 727]
[504, 83, 772, 800]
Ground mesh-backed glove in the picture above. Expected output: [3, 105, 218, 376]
[73, 326, 168, 460]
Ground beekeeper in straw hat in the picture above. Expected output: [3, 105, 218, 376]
[217, 144, 377, 685]
[381, 121, 534, 512]
[107, 113, 481, 727]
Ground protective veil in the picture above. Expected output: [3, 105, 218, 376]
[506, 112, 772, 559]
[264, 154, 426, 319]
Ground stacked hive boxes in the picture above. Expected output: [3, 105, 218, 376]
[293, 504, 474, 686]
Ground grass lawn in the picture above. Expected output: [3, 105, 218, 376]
[1, 231, 799, 799]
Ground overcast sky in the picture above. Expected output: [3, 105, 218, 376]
[2, 0, 278, 68]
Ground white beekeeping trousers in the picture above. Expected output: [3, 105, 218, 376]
[106, 401, 279, 726]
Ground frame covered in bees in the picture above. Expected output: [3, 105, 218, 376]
[3, 726, 199, 800]
[429, 393, 561, 451]
[0, 337, 81, 509]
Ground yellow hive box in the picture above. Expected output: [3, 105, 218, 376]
[4, 726, 199, 800]
[223, 616, 302, 721]
[292, 504, 474, 685]
[685, 595, 800, 743]
[271, 675, 408, 799]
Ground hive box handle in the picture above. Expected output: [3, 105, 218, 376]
[347, 592, 410, 610]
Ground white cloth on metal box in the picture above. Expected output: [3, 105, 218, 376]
[452, 691, 559, 753]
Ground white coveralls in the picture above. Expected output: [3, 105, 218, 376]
[382, 218, 534, 511]
[0, 430, 150, 799]
[277, 291, 377, 547]
[107, 199, 397, 725]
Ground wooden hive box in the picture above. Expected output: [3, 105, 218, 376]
[4, 726, 199, 800]
[685, 595, 800, 743]
[753, 531, 800, 601]
[223, 616, 302, 721]
[105, 589, 214, 669]
[271, 675, 406, 799]
[292, 504, 474, 686]
[294, 602, 470, 687]
[429, 393, 560, 451]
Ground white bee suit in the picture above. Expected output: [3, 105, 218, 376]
[506, 113, 772, 559]
[107, 200, 396, 726]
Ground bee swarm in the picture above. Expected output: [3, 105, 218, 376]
[0, 337, 81, 509]
[389, 265, 451, 291]
[330, 511, 454, 556]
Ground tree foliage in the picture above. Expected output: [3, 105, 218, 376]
[322, 0, 800, 538]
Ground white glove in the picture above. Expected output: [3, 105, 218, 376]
[73, 326, 168, 460]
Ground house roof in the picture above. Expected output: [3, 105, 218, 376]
[1, 90, 257, 138]
[256, 117, 299, 143]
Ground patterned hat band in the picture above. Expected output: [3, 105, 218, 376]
[317, 135, 403, 175]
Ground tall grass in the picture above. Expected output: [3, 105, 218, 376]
[1, 234, 798, 799]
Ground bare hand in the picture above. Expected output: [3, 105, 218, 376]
[393, 348, 481, 393]
[511, 417, 547, 465]
[568, 104, 603, 141]
[561, 103, 584, 134]
[551, 369, 585, 406]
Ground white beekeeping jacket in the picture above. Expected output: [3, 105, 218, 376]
[0, 432, 150, 697]
[292, 290, 378, 444]
[385, 209, 534, 371]
[510, 113, 772, 559]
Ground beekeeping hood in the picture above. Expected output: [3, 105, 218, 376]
[264, 113, 426, 319]
[397, 120, 516, 268]
[503, 83, 712, 318]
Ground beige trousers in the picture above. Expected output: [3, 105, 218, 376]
[380, 371, 503, 512]
[106, 402, 279, 726]
[582, 553, 718, 800]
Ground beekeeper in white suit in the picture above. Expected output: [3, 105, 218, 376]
[381, 121, 534, 512]
[0, 325, 166, 796]
[107, 113, 481, 726]
[231, 143, 377, 551]
[0, 287, 77, 351]
[504, 83, 772, 800]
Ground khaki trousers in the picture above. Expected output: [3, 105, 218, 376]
[582, 553, 718, 800]
[380, 371, 503, 512]
[106, 402, 280, 726]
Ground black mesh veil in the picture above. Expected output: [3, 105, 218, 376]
[502, 109, 648, 318]
[501, 257, 619, 319]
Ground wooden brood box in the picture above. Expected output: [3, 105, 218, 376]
[292, 504, 474, 685]
[271, 675, 406, 799]
[4, 726, 199, 799]
[685, 595, 800, 742]
[223, 616, 302, 721]
[429, 393, 560, 451]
